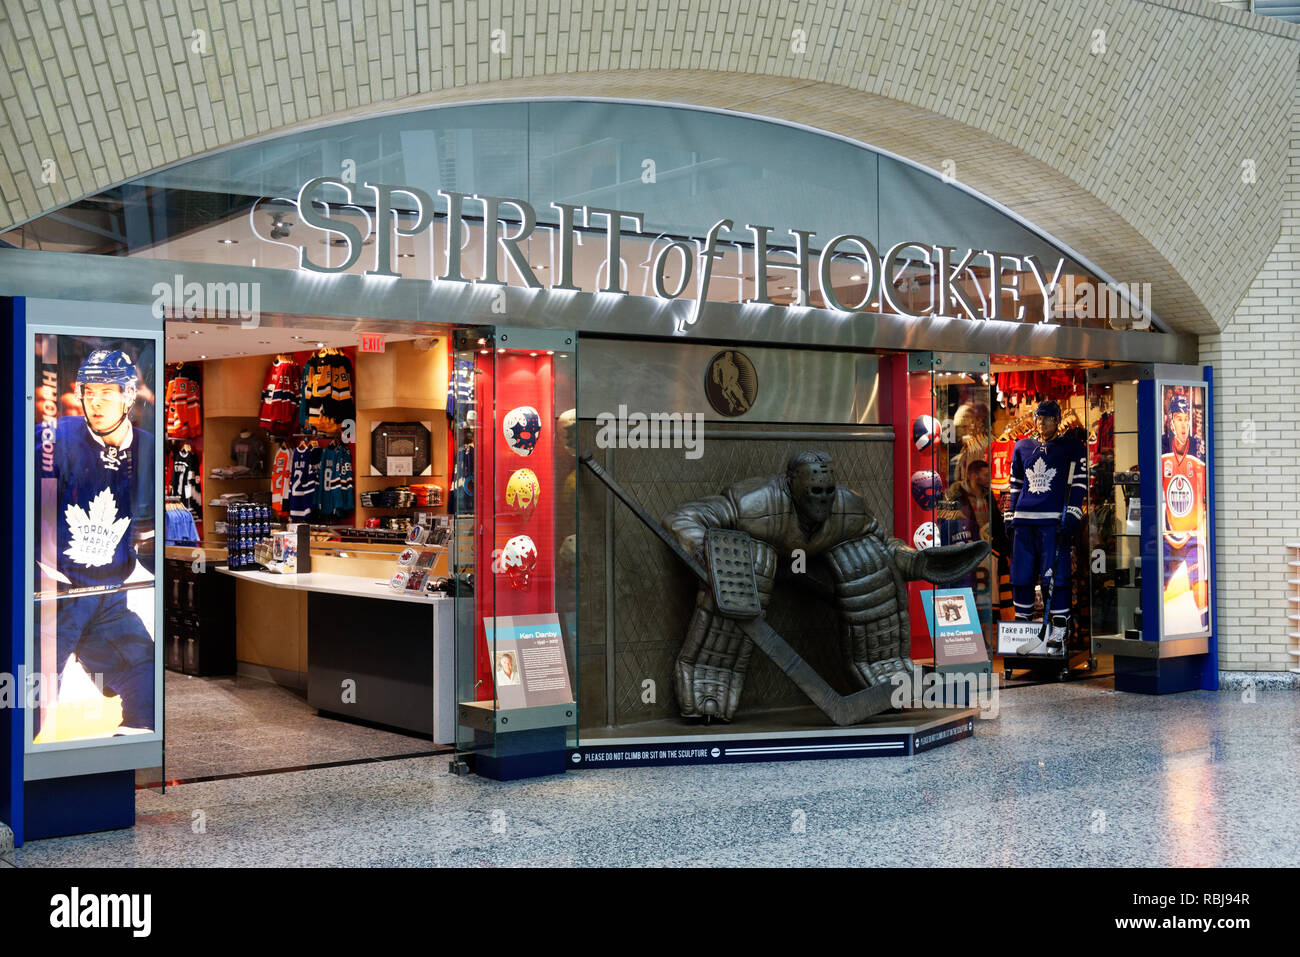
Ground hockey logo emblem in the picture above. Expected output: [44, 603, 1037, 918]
[99, 446, 123, 471]
[1166, 474, 1194, 518]
[64, 487, 130, 568]
[1026, 457, 1057, 494]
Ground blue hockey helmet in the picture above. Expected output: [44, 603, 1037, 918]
[1034, 399, 1062, 419]
[77, 349, 138, 389]
[75, 349, 138, 435]
[1167, 394, 1190, 416]
[910, 470, 944, 510]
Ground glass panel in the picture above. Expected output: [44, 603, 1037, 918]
[1087, 374, 1140, 642]
[31, 331, 162, 745]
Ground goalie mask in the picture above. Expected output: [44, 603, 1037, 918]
[505, 468, 541, 518]
[76, 349, 138, 438]
[497, 534, 539, 591]
[910, 470, 944, 510]
[503, 406, 542, 456]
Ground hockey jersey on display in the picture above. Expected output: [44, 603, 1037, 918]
[259, 356, 300, 436]
[1161, 438, 1206, 546]
[315, 444, 355, 519]
[39, 417, 154, 588]
[1008, 433, 1087, 525]
[299, 349, 355, 435]
[230, 430, 268, 474]
[447, 357, 476, 422]
[287, 444, 320, 520]
[168, 445, 202, 516]
[165, 366, 202, 438]
[270, 444, 292, 516]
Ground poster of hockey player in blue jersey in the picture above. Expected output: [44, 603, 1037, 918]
[30, 332, 159, 746]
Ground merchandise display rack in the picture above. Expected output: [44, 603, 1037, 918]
[1287, 541, 1300, 674]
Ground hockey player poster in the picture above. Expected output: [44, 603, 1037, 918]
[1158, 383, 1211, 638]
[30, 331, 160, 747]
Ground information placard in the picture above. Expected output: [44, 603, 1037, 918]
[483, 613, 574, 710]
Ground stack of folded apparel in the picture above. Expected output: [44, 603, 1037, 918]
[210, 465, 255, 479]
[410, 484, 443, 506]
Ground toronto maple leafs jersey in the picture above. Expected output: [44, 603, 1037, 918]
[288, 445, 320, 520]
[39, 417, 154, 588]
[1008, 434, 1087, 525]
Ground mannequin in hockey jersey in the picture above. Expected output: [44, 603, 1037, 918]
[1007, 399, 1087, 654]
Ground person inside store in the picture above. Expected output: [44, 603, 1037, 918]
[1006, 399, 1087, 655]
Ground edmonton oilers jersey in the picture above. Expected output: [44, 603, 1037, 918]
[39, 417, 154, 588]
[1008, 434, 1087, 525]
[1161, 441, 1206, 541]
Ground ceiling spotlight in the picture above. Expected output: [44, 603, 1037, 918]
[529, 351, 538, 357]
[780, 285, 793, 291]
[218, 238, 237, 245]
[850, 274, 862, 281]
[397, 252, 415, 258]
[316, 342, 325, 348]
[199, 354, 207, 359]
[497, 348, 505, 354]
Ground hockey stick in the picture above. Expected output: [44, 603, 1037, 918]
[580, 453, 895, 726]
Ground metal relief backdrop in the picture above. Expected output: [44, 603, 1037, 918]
[577, 423, 894, 728]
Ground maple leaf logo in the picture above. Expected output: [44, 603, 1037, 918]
[64, 488, 130, 567]
[1026, 457, 1057, 494]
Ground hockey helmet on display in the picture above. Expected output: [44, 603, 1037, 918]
[912, 521, 937, 550]
[505, 468, 541, 517]
[910, 470, 944, 511]
[1167, 394, 1190, 416]
[498, 534, 539, 591]
[912, 415, 940, 451]
[1034, 399, 1062, 419]
[503, 406, 542, 456]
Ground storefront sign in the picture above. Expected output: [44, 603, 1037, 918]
[255, 178, 1070, 328]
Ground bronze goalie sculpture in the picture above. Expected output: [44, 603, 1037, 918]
[582, 449, 990, 725]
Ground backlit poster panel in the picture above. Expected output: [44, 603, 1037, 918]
[30, 332, 160, 747]
[1157, 382, 1211, 639]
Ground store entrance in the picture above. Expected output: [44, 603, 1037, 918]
[150, 313, 462, 785]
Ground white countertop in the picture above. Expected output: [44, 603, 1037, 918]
[217, 567, 452, 605]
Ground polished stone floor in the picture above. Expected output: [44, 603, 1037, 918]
[142, 672, 438, 783]
[7, 676, 1299, 867]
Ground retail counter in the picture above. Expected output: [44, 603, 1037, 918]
[216, 567, 456, 744]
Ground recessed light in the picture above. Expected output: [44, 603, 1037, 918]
[218, 239, 237, 245]
[850, 274, 862, 281]
[199, 354, 207, 359]
[546, 350, 554, 355]
[316, 342, 325, 348]
[398, 252, 414, 258]
[479, 349, 489, 355]
[497, 349, 505, 354]
[531, 263, 546, 269]
[529, 352, 538, 357]
[477, 338, 486, 345]
[781, 285, 793, 291]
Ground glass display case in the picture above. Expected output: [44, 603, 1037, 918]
[450, 327, 578, 780]
[899, 352, 996, 658]
[1087, 365, 1217, 694]
[1086, 373, 1141, 642]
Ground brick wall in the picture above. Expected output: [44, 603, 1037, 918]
[1199, 66, 1300, 673]
[1, 0, 1297, 337]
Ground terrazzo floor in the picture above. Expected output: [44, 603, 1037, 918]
[11, 677, 1300, 867]
[143, 672, 439, 784]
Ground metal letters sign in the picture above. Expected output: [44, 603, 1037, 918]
[254, 178, 1073, 328]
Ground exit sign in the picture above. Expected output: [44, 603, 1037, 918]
[358, 333, 386, 353]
